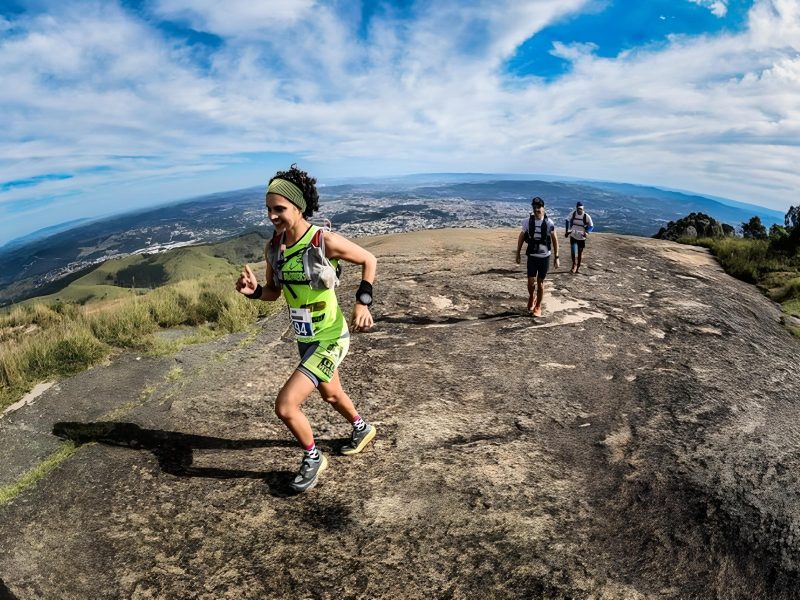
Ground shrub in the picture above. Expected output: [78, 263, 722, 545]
[0, 322, 109, 408]
[217, 294, 262, 333]
[692, 237, 771, 283]
[46, 325, 109, 377]
[1, 303, 62, 329]
[0, 272, 277, 410]
[89, 301, 157, 348]
[51, 301, 82, 320]
[773, 277, 800, 304]
[147, 286, 193, 327]
[195, 288, 230, 324]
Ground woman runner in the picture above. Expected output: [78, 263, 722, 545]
[235, 165, 377, 492]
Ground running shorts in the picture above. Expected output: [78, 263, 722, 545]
[527, 255, 550, 280]
[296, 335, 350, 387]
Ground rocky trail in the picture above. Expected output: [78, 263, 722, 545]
[2, 229, 800, 599]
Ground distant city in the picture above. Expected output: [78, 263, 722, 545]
[0, 175, 785, 307]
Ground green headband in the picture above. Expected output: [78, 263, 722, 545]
[267, 178, 306, 212]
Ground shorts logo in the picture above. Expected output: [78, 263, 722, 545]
[317, 357, 335, 379]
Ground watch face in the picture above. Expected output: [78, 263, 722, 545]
[358, 292, 373, 306]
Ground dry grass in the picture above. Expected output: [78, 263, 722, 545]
[0, 274, 277, 411]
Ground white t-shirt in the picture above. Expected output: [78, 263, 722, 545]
[568, 210, 594, 241]
[521, 215, 555, 258]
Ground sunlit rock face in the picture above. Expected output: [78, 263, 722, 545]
[1, 229, 800, 599]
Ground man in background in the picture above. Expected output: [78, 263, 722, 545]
[565, 201, 594, 274]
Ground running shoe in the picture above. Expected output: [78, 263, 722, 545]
[532, 305, 542, 317]
[289, 451, 328, 493]
[341, 423, 376, 456]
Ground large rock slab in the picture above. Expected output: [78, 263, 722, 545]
[1, 229, 799, 599]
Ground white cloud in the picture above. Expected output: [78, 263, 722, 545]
[2, 0, 800, 243]
[150, 0, 317, 36]
[689, 0, 729, 17]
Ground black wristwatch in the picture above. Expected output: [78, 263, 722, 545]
[356, 280, 373, 307]
[357, 291, 373, 307]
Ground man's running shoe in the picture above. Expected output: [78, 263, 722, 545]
[341, 423, 376, 456]
[289, 451, 328, 493]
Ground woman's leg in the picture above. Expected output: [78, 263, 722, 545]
[318, 369, 359, 422]
[321, 369, 377, 455]
[275, 370, 317, 448]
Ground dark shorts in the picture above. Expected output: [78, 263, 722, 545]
[570, 238, 586, 250]
[527, 255, 550, 280]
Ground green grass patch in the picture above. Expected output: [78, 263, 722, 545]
[89, 301, 157, 349]
[166, 366, 184, 380]
[684, 235, 800, 331]
[773, 277, 800, 304]
[0, 441, 81, 505]
[690, 237, 776, 283]
[0, 323, 110, 409]
[782, 297, 800, 319]
[0, 272, 279, 411]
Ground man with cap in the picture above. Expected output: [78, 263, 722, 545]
[565, 201, 594, 274]
[516, 196, 559, 317]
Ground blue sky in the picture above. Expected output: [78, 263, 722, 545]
[1, 0, 799, 244]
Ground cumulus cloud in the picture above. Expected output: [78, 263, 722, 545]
[689, 0, 729, 18]
[150, 0, 315, 37]
[149, 0, 317, 36]
[1, 0, 800, 242]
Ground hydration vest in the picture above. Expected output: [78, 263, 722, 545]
[267, 226, 341, 299]
[525, 215, 552, 255]
[570, 210, 589, 227]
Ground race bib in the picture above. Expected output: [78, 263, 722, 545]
[289, 307, 314, 337]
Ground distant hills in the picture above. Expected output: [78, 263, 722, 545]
[7, 232, 270, 307]
[0, 175, 785, 306]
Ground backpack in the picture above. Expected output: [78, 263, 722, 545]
[570, 210, 589, 227]
[525, 214, 552, 255]
[267, 226, 341, 299]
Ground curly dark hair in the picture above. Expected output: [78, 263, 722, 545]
[268, 164, 319, 218]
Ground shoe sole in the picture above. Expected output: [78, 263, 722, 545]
[289, 454, 328, 493]
[340, 426, 377, 456]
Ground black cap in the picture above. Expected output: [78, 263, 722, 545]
[531, 196, 545, 207]
[576, 201, 584, 208]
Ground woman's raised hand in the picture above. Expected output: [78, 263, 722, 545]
[235, 264, 258, 295]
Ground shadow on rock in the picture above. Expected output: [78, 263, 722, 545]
[52, 421, 300, 496]
[0, 578, 18, 600]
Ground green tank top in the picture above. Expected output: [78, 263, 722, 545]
[279, 225, 347, 342]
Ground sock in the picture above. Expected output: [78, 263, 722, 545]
[304, 443, 319, 460]
[351, 416, 366, 431]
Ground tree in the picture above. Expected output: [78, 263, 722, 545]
[786, 206, 799, 230]
[769, 224, 788, 241]
[653, 212, 728, 240]
[741, 216, 767, 240]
